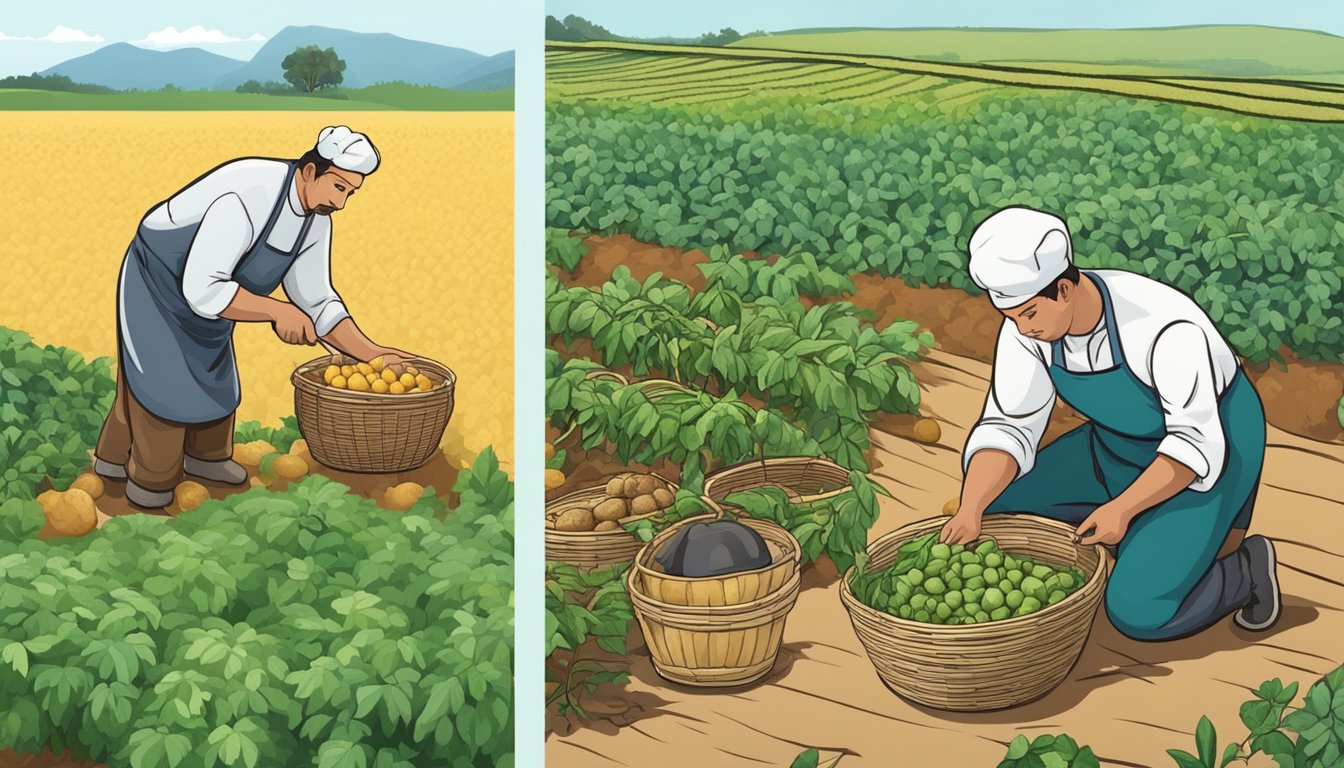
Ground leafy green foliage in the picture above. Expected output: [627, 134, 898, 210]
[547, 267, 933, 469]
[790, 748, 820, 768]
[545, 352, 824, 491]
[0, 326, 116, 500]
[547, 95, 1344, 365]
[544, 563, 633, 718]
[547, 228, 589, 274]
[233, 415, 302, 453]
[1336, 394, 1343, 430]
[721, 471, 886, 573]
[1009, 664, 1344, 768]
[998, 734, 1100, 768]
[698, 245, 855, 303]
[0, 449, 514, 767]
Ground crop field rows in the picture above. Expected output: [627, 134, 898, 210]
[547, 42, 1344, 121]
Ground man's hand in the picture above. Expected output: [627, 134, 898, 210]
[1074, 502, 1136, 546]
[375, 348, 420, 369]
[940, 508, 983, 545]
[272, 304, 317, 345]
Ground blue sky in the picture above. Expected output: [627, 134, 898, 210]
[547, 0, 1344, 38]
[0, 0, 521, 77]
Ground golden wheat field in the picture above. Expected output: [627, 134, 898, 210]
[0, 112, 514, 471]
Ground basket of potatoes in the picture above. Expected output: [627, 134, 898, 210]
[545, 472, 678, 569]
[291, 353, 456, 473]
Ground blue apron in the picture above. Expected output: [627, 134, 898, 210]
[117, 161, 314, 424]
[985, 271, 1266, 638]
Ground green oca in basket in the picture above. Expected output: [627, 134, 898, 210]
[840, 514, 1108, 711]
[291, 354, 456, 473]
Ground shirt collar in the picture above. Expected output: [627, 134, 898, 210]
[287, 175, 306, 217]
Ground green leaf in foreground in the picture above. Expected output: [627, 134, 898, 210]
[789, 748, 820, 768]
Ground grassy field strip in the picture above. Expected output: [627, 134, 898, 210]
[938, 82, 1021, 110]
[554, 57, 762, 90]
[546, 41, 1344, 121]
[547, 50, 633, 67]
[639, 66, 883, 105]
[601, 64, 848, 101]
[821, 73, 946, 103]
[1152, 77, 1344, 106]
[548, 53, 727, 83]
[560, 61, 807, 94]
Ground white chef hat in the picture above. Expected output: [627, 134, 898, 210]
[314, 125, 379, 175]
[967, 206, 1073, 309]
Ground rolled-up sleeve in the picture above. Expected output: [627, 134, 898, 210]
[963, 322, 1056, 480]
[181, 193, 251, 319]
[282, 220, 350, 337]
[1150, 321, 1226, 492]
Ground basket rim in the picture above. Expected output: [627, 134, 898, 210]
[544, 474, 679, 538]
[704, 456, 854, 504]
[292, 355, 457, 402]
[632, 512, 800, 584]
[627, 561, 802, 617]
[838, 514, 1107, 633]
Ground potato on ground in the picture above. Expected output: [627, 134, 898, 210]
[555, 507, 596, 532]
[289, 439, 311, 461]
[544, 443, 555, 461]
[593, 497, 628, 522]
[176, 481, 210, 511]
[39, 489, 98, 537]
[913, 418, 942, 444]
[70, 473, 104, 500]
[544, 468, 566, 490]
[234, 440, 277, 466]
[274, 455, 309, 480]
[384, 482, 425, 511]
[942, 496, 960, 516]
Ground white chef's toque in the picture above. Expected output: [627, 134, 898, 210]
[967, 207, 1074, 309]
[315, 126, 380, 175]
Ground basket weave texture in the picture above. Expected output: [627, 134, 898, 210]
[291, 355, 455, 473]
[839, 514, 1107, 711]
[544, 475, 678, 569]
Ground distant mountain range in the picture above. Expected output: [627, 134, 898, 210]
[40, 25, 513, 91]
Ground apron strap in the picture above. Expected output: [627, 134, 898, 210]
[1053, 271, 1124, 370]
[253, 161, 315, 258]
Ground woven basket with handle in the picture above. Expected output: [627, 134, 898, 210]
[839, 514, 1107, 711]
[291, 353, 455, 473]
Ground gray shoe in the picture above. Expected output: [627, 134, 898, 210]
[184, 456, 248, 486]
[1235, 535, 1281, 631]
[126, 480, 173, 510]
[93, 458, 128, 481]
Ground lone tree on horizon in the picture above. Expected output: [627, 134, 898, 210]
[281, 45, 346, 92]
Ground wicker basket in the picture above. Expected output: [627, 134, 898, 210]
[632, 514, 800, 607]
[704, 456, 853, 505]
[839, 514, 1107, 711]
[628, 518, 802, 688]
[291, 355, 456, 473]
[545, 475, 678, 569]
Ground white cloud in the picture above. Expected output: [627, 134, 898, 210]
[0, 26, 105, 43]
[134, 25, 268, 47]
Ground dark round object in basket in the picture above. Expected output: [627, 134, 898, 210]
[655, 520, 773, 578]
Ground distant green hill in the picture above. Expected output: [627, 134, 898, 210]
[731, 25, 1344, 79]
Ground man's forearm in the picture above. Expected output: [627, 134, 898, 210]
[1110, 454, 1197, 522]
[961, 449, 1019, 514]
[320, 317, 387, 361]
[218, 288, 284, 323]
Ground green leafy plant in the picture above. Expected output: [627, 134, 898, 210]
[544, 563, 633, 718]
[0, 448, 515, 767]
[699, 246, 855, 302]
[1336, 393, 1342, 430]
[0, 326, 116, 501]
[999, 734, 1101, 768]
[547, 93, 1344, 366]
[547, 228, 590, 274]
[721, 471, 887, 573]
[234, 415, 303, 453]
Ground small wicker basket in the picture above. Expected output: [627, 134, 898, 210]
[544, 475, 678, 569]
[291, 354, 456, 473]
[632, 513, 800, 607]
[704, 456, 853, 506]
[839, 514, 1107, 711]
[628, 515, 802, 687]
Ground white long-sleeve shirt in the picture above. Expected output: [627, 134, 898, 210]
[140, 159, 351, 337]
[963, 269, 1240, 493]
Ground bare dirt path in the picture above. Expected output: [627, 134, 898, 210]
[546, 348, 1344, 768]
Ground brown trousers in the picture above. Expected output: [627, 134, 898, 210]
[94, 364, 234, 491]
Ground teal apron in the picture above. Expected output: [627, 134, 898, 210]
[117, 161, 314, 424]
[985, 271, 1266, 640]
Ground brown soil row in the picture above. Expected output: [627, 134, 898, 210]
[557, 232, 1344, 444]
